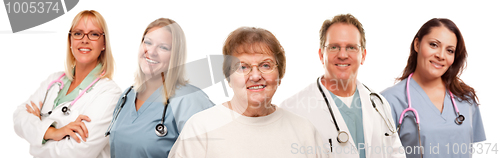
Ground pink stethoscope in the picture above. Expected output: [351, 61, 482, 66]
[40, 72, 104, 117]
[397, 73, 465, 157]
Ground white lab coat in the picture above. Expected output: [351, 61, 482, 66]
[13, 71, 121, 158]
[281, 77, 406, 158]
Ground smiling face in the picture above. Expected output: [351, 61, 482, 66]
[139, 27, 172, 77]
[70, 17, 105, 67]
[414, 26, 456, 80]
[229, 44, 279, 106]
[319, 23, 366, 83]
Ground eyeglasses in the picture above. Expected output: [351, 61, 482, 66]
[69, 31, 105, 41]
[323, 44, 362, 53]
[233, 60, 278, 75]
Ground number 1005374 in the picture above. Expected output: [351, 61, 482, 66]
[5, 2, 59, 14]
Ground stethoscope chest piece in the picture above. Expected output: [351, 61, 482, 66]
[61, 106, 71, 115]
[455, 114, 465, 125]
[337, 131, 349, 143]
[155, 124, 167, 137]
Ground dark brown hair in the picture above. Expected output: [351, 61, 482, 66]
[222, 27, 286, 83]
[398, 18, 478, 105]
[319, 13, 366, 49]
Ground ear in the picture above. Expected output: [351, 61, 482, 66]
[318, 48, 325, 66]
[414, 38, 420, 53]
[360, 48, 367, 65]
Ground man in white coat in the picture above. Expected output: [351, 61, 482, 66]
[281, 14, 405, 158]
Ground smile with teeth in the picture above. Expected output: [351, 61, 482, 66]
[145, 58, 159, 64]
[144, 55, 159, 64]
[79, 48, 91, 51]
[430, 61, 444, 68]
[247, 85, 266, 90]
[336, 64, 350, 67]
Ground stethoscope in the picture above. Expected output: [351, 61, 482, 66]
[316, 77, 397, 145]
[105, 73, 169, 137]
[40, 72, 103, 117]
[397, 73, 465, 158]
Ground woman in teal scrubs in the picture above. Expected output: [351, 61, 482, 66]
[382, 18, 485, 158]
[107, 18, 214, 157]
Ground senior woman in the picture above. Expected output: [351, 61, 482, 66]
[169, 27, 327, 158]
[106, 18, 214, 158]
[13, 10, 121, 157]
[381, 18, 486, 158]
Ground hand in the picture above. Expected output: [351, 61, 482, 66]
[44, 115, 91, 143]
[26, 101, 42, 120]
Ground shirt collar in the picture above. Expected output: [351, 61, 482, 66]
[74, 63, 103, 91]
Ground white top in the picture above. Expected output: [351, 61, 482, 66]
[337, 95, 354, 108]
[168, 104, 329, 158]
[13, 71, 121, 158]
[280, 77, 406, 158]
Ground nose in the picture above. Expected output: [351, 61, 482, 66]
[144, 44, 158, 57]
[435, 49, 445, 61]
[248, 66, 262, 82]
[336, 48, 349, 60]
[81, 35, 90, 43]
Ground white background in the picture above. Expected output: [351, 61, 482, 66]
[1, 0, 498, 157]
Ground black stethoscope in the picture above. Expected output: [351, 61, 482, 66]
[316, 77, 397, 144]
[105, 86, 169, 137]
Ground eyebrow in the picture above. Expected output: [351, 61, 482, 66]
[143, 37, 171, 46]
[430, 38, 442, 44]
[240, 59, 276, 64]
[72, 29, 101, 32]
[326, 43, 360, 46]
[431, 38, 456, 48]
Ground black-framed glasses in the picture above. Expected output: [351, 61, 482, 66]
[233, 60, 278, 75]
[69, 31, 105, 41]
[323, 44, 362, 53]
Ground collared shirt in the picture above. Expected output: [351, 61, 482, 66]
[42, 63, 102, 144]
[329, 89, 366, 158]
[53, 64, 102, 107]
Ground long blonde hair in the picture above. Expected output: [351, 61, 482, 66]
[65, 10, 114, 80]
[133, 18, 188, 100]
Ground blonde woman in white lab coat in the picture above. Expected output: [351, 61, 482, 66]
[13, 10, 121, 158]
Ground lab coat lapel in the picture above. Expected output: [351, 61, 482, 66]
[316, 77, 358, 151]
[357, 80, 375, 158]
[40, 85, 62, 120]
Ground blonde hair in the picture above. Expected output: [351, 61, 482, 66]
[65, 10, 114, 80]
[133, 18, 188, 100]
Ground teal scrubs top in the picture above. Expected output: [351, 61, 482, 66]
[109, 84, 214, 158]
[382, 78, 486, 158]
[329, 89, 366, 158]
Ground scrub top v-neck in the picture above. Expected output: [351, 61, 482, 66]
[329, 89, 366, 158]
[382, 78, 486, 158]
[109, 84, 214, 158]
